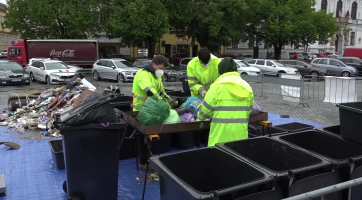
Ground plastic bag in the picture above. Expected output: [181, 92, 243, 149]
[163, 109, 181, 124]
[64, 94, 117, 126]
[137, 97, 170, 125]
[250, 101, 261, 116]
[182, 97, 201, 118]
[179, 112, 195, 123]
[66, 73, 84, 90]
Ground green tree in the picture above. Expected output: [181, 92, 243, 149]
[104, 0, 169, 58]
[3, 0, 102, 39]
[245, 0, 339, 59]
[165, 0, 249, 52]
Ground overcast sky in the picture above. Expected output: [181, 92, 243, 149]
[0, 0, 5, 4]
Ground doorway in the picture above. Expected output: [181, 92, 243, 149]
[192, 45, 198, 57]
[165, 44, 171, 58]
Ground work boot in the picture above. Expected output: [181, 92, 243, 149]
[140, 164, 155, 172]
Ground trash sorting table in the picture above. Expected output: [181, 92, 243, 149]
[274, 130, 362, 200]
[57, 121, 126, 200]
[216, 137, 339, 198]
[121, 111, 270, 200]
[150, 147, 281, 200]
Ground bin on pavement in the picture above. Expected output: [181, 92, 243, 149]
[150, 147, 278, 200]
[59, 121, 126, 200]
[217, 137, 340, 199]
[275, 130, 362, 200]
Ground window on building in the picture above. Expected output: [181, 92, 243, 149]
[321, 0, 327, 11]
[351, 32, 355, 45]
[336, 0, 342, 17]
[352, 2, 357, 20]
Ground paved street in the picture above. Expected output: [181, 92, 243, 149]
[0, 75, 344, 127]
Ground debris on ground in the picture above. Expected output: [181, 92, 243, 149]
[0, 77, 107, 139]
[136, 173, 160, 185]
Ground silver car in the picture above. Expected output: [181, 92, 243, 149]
[311, 58, 358, 77]
[248, 59, 298, 76]
[179, 57, 193, 70]
[92, 58, 139, 83]
[133, 59, 152, 68]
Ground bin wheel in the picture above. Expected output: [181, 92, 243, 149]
[63, 180, 67, 193]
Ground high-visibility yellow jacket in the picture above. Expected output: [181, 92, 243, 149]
[186, 54, 221, 98]
[197, 71, 254, 146]
[132, 66, 170, 111]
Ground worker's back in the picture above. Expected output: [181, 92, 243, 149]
[205, 71, 254, 146]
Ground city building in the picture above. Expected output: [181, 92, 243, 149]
[122, 33, 226, 61]
[0, 3, 21, 51]
[227, 0, 362, 56]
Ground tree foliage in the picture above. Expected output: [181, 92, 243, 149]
[165, 0, 249, 52]
[245, 0, 339, 59]
[104, 0, 169, 58]
[3, 0, 102, 39]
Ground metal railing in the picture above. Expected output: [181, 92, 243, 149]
[242, 73, 362, 107]
[282, 177, 362, 200]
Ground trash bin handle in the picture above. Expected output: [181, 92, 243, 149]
[101, 122, 110, 127]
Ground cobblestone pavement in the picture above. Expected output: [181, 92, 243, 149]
[0, 76, 349, 126]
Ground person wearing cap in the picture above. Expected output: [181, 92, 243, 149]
[187, 47, 221, 98]
[197, 57, 254, 146]
[132, 55, 177, 171]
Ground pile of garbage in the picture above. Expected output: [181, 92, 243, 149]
[0, 75, 100, 137]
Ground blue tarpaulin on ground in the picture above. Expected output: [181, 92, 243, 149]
[0, 105, 325, 200]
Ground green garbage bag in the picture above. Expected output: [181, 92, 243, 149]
[163, 109, 181, 124]
[137, 97, 170, 125]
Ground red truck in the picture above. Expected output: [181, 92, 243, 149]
[7, 39, 99, 68]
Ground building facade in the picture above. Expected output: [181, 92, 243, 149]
[227, 0, 362, 56]
[310, 0, 362, 53]
[0, 3, 21, 51]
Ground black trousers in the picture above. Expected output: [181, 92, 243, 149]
[137, 134, 149, 165]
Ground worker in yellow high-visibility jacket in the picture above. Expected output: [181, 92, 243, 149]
[187, 47, 221, 98]
[132, 55, 177, 171]
[198, 57, 254, 146]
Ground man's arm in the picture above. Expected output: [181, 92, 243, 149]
[197, 85, 217, 120]
[187, 61, 203, 97]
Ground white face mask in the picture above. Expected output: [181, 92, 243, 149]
[155, 69, 164, 78]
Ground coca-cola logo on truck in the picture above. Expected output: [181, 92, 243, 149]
[50, 49, 75, 57]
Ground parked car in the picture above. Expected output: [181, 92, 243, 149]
[279, 60, 327, 76]
[25, 58, 82, 71]
[302, 52, 317, 63]
[171, 53, 188, 66]
[338, 57, 362, 75]
[325, 52, 342, 58]
[247, 59, 298, 76]
[311, 58, 358, 77]
[92, 58, 139, 83]
[133, 59, 152, 68]
[219, 58, 261, 76]
[179, 57, 193, 70]
[0, 49, 7, 59]
[111, 54, 125, 59]
[0, 60, 30, 85]
[28, 60, 78, 84]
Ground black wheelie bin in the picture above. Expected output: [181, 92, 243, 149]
[55, 93, 126, 200]
[150, 147, 282, 200]
[274, 130, 362, 200]
[217, 137, 341, 199]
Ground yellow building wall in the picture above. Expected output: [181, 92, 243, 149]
[0, 9, 21, 51]
[130, 33, 226, 60]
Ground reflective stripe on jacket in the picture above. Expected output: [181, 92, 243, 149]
[186, 54, 221, 98]
[132, 69, 169, 111]
[197, 71, 254, 146]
